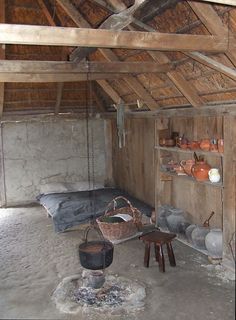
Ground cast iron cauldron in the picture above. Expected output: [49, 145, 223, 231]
[79, 226, 114, 270]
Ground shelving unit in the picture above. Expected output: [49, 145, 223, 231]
[155, 146, 223, 158]
[160, 169, 223, 188]
[154, 115, 224, 233]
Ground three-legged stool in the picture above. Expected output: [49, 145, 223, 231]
[139, 230, 176, 272]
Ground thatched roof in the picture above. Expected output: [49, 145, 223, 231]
[0, 0, 236, 117]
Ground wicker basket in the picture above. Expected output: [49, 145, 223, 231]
[96, 196, 142, 241]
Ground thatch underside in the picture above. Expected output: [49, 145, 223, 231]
[1, 0, 236, 116]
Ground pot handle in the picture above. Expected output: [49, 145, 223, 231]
[82, 225, 105, 243]
[180, 160, 189, 175]
[191, 165, 195, 177]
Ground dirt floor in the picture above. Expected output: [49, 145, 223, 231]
[0, 207, 235, 320]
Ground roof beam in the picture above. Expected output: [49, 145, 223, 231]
[188, 1, 236, 66]
[0, 24, 227, 52]
[57, 0, 159, 110]
[149, 51, 204, 108]
[0, 73, 127, 83]
[68, 0, 149, 61]
[185, 52, 236, 82]
[0, 1, 5, 118]
[96, 80, 123, 105]
[0, 60, 174, 74]
[37, 0, 124, 108]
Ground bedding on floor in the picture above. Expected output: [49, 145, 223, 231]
[37, 188, 152, 233]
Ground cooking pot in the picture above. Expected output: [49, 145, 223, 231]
[79, 226, 114, 270]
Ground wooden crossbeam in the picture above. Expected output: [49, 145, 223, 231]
[0, 73, 127, 83]
[0, 60, 173, 74]
[37, 0, 123, 110]
[188, 1, 236, 67]
[185, 52, 236, 82]
[0, 24, 227, 52]
[57, 0, 159, 110]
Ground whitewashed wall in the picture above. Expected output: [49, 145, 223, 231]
[0, 118, 105, 206]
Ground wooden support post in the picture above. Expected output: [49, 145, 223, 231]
[222, 115, 236, 271]
[0, 0, 5, 118]
[0, 123, 6, 207]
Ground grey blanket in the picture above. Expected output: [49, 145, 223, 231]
[37, 188, 152, 233]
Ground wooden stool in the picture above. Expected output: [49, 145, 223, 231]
[139, 230, 176, 272]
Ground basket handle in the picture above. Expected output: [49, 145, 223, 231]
[104, 196, 134, 216]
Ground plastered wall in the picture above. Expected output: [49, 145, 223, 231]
[0, 118, 105, 206]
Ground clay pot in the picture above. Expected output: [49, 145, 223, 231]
[188, 141, 200, 150]
[191, 161, 211, 182]
[191, 226, 210, 250]
[165, 139, 175, 147]
[205, 228, 223, 259]
[180, 159, 195, 176]
[185, 224, 197, 242]
[200, 139, 211, 151]
[166, 208, 186, 233]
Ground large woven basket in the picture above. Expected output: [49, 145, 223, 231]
[96, 196, 142, 241]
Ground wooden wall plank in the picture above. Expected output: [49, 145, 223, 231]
[223, 115, 236, 267]
[111, 118, 155, 207]
[0, 0, 5, 118]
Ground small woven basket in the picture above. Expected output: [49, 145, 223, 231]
[96, 196, 142, 241]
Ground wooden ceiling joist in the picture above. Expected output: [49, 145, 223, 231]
[68, 0, 150, 61]
[0, 60, 174, 74]
[0, 73, 128, 83]
[0, 24, 228, 52]
[57, 0, 159, 110]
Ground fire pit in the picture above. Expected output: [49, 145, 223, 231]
[51, 271, 146, 316]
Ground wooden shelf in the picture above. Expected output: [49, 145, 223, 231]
[155, 146, 223, 158]
[160, 170, 223, 188]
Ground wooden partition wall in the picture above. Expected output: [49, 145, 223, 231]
[108, 114, 235, 269]
[109, 118, 155, 207]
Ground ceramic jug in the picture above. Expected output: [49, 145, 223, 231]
[191, 161, 211, 182]
[208, 168, 221, 183]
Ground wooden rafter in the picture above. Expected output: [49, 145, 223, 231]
[0, 24, 227, 52]
[188, 1, 236, 67]
[185, 52, 236, 82]
[37, 0, 123, 110]
[149, 51, 203, 108]
[69, 0, 149, 61]
[57, 0, 159, 110]
[0, 0, 5, 118]
[108, 0, 203, 108]
[96, 80, 123, 105]
[0, 60, 174, 74]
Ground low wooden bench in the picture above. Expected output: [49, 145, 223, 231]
[139, 230, 176, 272]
